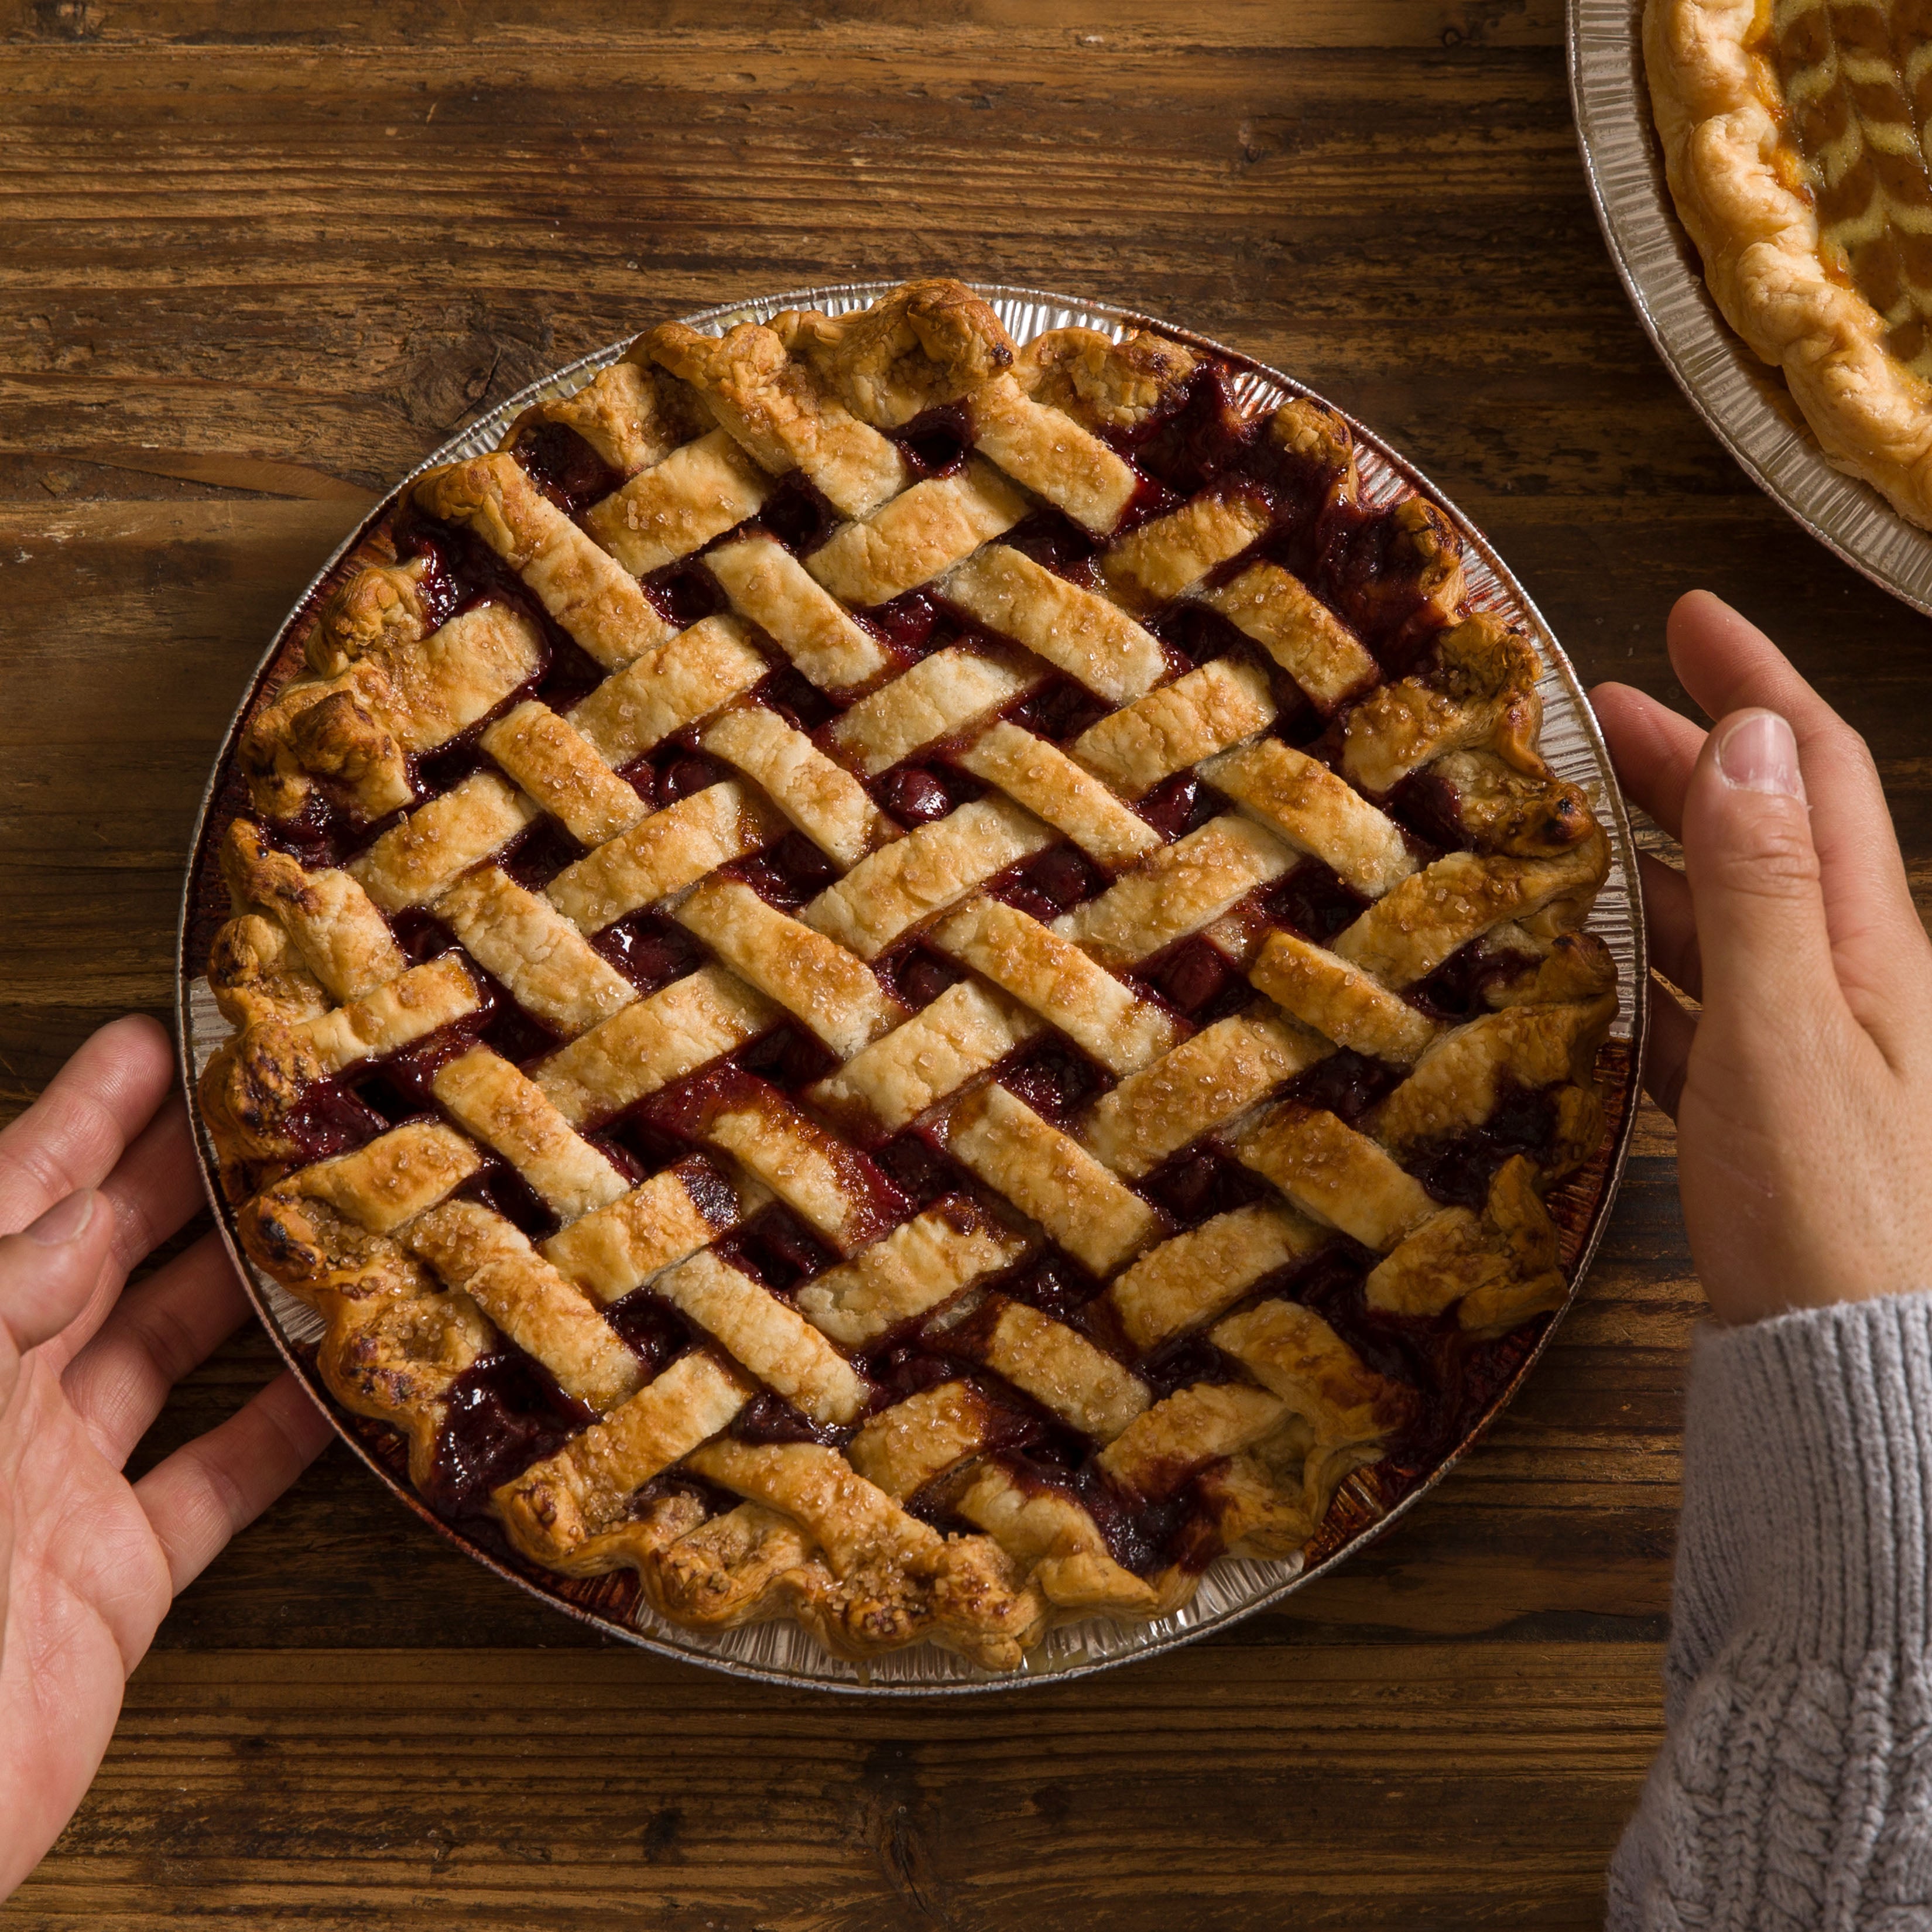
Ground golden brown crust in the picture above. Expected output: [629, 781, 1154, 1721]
[1365, 1157, 1568, 1336]
[1015, 325, 1198, 430]
[646, 318, 909, 519]
[1269, 395, 1360, 503]
[1340, 612, 1544, 797]
[773, 278, 1016, 427]
[196, 278, 1616, 1673]
[241, 601, 547, 821]
[1645, 0, 1932, 525]
[502, 354, 711, 479]
[309, 559, 432, 678]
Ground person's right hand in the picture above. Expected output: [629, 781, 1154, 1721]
[0, 1016, 330, 1899]
[1591, 590, 1932, 1325]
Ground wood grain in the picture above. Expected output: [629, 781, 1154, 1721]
[1, 0, 1920, 1923]
[27, 1646, 1659, 1931]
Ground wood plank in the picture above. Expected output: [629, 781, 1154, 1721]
[19, 1644, 1654, 1931]
[1, 1, 1566, 51]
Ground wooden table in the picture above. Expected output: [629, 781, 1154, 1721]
[8, 4, 1927, 1924]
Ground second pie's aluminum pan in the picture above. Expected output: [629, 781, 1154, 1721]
[176, 281, 1647, 1695]
[1570, 0, 1932, 614]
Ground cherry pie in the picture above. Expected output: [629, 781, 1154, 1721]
[193, 280, 1619, 1671]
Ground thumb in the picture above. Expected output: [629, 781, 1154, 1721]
[1680, 707, 1837, 1024]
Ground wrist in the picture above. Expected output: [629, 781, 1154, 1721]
[1678, 1292, 1932, 1664]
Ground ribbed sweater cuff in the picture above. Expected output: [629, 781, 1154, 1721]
[1677, 1292, 1932, 1669]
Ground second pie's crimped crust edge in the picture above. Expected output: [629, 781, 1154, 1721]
[174, 282, 1647, 1695]
[1640, 0, 1932, 527]
[1571, 0, 1932, 612]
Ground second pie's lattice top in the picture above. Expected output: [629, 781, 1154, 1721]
[194, 279, 1616, 1672]
[1766, 0, 1932, 372]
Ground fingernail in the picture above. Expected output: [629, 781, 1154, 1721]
[1715, 710, 1806, 800]
[25, 1188, 96, 1248]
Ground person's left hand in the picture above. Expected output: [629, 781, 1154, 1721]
[0, 1016, 331, 1899]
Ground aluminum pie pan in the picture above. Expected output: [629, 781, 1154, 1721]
[1570, 0, 1932, 614]
[176, 280, 1647, 1695]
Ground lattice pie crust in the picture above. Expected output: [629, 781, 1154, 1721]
[196, 280, 1615, 1671]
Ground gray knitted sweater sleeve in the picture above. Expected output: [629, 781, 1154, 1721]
[1607, 1293, 1932, 1929]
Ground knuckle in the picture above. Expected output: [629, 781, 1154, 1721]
[1810, 715, 1887, 801]
[130, 1297, 200, 1388]
[1829, 717, 1878, 777]
[112, 1193, 167, 1267]
[1705, 814, 1821, 900]
[191, 1438, 250, 1526]
[0, 1140, 79, 1221]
